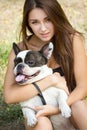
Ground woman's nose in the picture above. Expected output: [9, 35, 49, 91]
[40, 23, 47, 32]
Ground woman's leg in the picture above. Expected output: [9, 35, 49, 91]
[71, 99, 87, 130]
[24, 116, 53, 130]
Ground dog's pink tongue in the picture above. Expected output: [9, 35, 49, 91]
[16, 75, 25, 82]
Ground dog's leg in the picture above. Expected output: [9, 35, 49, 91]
[22, 108, 38, 127]
[57, 89, 71, 118]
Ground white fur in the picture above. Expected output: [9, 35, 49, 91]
[20, 65, 72, 127]
[14, 43, 76, 130]
[14, 65, 52, 84]
[17, 50, 30, 61]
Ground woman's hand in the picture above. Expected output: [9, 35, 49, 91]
[35, 105, 60, 118]
[49, 72, 69, 95]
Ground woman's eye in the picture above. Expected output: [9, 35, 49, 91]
[45, 18, 51, 22]
[47, 18, 50, 21]
[31, 21, 38, 24]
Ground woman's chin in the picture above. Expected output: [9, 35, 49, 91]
[40, 37, 52, 42]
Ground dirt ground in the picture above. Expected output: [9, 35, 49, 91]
[0, 0, 87, 130]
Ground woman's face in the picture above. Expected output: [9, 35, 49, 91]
[28, 8, 55, 42]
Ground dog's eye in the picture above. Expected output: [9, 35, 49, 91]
[28, 60, 35, 67]
[14, 57, 22, 66]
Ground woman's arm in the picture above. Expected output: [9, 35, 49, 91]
[67, 34, 87, 106]
[4, 49, 67, 104]
[34, 34, 87, 117]
[4, 49, 54, 104]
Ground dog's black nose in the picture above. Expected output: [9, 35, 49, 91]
[17, 64, 24, 74]
[18, 64, 24, 69]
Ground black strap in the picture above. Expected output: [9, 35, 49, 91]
[33, 82, 46, 105]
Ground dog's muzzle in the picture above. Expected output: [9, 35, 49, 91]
[15, 70, 40, 84]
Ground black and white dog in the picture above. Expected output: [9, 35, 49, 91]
[13, 42, 72, 128]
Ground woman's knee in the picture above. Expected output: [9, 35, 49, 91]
[25, 116, 53, 130]
[71, 100, 83, 117]
[71, 100, 87, 114]
[71, 100, 87, 130]
[35, 116, 53, 130]
[70, 100, 87, 123]
[70, 101, 83, 127]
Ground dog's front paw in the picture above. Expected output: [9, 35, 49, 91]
[60, 104, 71, 118]
[27, 116, 38, 127]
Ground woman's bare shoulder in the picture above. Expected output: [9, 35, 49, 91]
[72, 33, 86, 54]
[73, 33, 87, 85]
[73, 33, 84, 44]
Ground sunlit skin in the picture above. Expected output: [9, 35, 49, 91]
[28, 8, 55, 42]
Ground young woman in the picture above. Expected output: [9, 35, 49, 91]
[4, 0, 87, 130]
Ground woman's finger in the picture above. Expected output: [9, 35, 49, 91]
[35, 105, 60, 118]
[35, 105, 44, 110]
[36, 109, 45, 118]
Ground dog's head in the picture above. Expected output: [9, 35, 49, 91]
[13, 42, 53, 85]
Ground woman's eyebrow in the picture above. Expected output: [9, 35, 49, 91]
[28, 19, 38, 23]
[29, 16, 49, 22]
[29, 19, 37, 21]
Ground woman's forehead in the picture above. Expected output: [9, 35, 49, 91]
[28, 8, 48, 20]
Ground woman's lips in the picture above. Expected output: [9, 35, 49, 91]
[41, 33, 49, 38]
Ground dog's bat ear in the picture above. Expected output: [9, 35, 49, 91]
[13, 42, 21, 55]
[40, 42, 53, 59]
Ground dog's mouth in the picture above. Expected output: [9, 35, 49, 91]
[15, 70, 40, 84]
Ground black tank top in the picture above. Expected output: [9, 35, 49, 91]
[53, 67, 64, 76]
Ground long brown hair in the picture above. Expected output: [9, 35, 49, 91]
[20, 0, 79, 91]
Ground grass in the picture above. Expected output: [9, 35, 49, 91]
[0, 42, 25, 130]
[0, 1, 25, 129]
[0, 95, 23, 125]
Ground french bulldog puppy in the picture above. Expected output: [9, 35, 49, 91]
[13, 42, 75, 130]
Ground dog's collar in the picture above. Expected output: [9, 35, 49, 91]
[33, 82, 46, 105]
